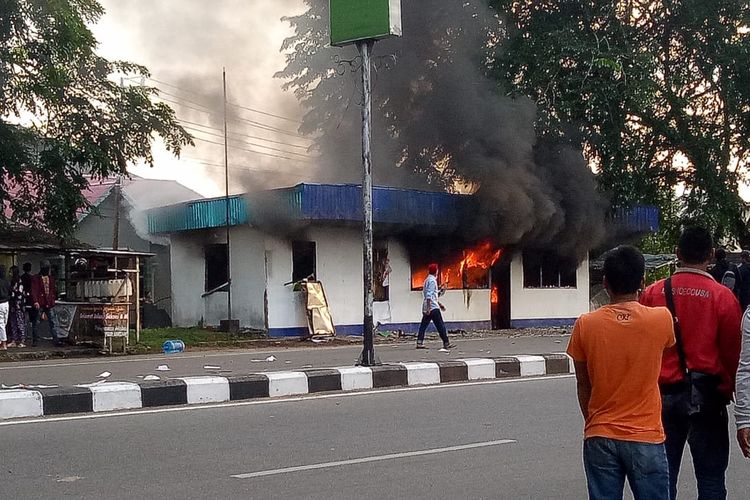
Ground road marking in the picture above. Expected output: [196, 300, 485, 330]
[231, 439, 516, 479]
[0, 374, 573, 427]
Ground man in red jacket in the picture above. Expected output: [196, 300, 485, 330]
[641, 227, 742, 499]
[30, 260, 62, 347]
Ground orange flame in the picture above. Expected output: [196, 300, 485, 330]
[412, 241, 504, 290]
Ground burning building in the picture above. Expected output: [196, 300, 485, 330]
[145, 183, 634, 336]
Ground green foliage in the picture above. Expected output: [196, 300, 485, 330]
[0, 0, 192, 236]
[491, 0, 750, 245]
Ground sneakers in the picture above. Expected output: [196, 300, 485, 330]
[7, 342, 17, 348]
[17, 343, 26, 348]
[443, 343, 457, 349]
[416, 344, 428, 349]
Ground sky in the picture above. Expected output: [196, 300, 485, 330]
[92, 0, 308, 197]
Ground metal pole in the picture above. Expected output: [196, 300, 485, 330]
[358, 40, 376, 366]
[223, 67, 232, 324]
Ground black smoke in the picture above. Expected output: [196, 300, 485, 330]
[277, 0, 607, 259]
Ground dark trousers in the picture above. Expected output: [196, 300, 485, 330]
[662, 393, 729, 500]
[29, 306, 59, 345]
[417, 309, 449, 346]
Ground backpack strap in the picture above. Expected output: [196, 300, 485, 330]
[664, 277, 689, 376]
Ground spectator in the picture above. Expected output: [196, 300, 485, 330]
[7, 265, 27, 348]
[641, 227, 742, 499]
[736, 309, 750, 459]
[20, 262, 35, 345]
[568, 246, 674, 499]
[31, 260, 62, 347]
[738, 250, 750, 310]
[0, 265, 9, 350]
[710, 248, 740, 296]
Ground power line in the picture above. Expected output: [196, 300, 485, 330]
[157, 95, 312, 141]
[189, 134, 312, 164]
[180, 124, 312, 158]
[179, 119, 310, 150]
[145, 76, 302, 124]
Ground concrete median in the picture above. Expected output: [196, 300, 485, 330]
[0, 353, 573, 420]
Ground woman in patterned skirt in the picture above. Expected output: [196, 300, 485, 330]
[8, 265, 27, 348]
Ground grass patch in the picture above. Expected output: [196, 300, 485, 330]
[129, 327, 248, 350]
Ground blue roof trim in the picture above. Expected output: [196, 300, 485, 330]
[148, 196, 247, 234]
[147, 183, 659, 236]
[247, 184, 473, 227]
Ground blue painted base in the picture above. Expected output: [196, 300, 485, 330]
[267, 320, 493, 338]
[509, 318, 576, 328]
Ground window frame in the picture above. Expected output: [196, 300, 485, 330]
[204, 243, 229, 292]
[522, 250, 577, 289]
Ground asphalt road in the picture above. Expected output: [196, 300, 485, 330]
[0, 335, 570, 386]
[2, 376, 748, 499]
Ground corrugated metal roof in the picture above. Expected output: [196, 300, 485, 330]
[147, 196, 247, 234]
[249, 184, 472, 227]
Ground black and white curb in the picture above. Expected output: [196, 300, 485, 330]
[0, 354, 573, 420]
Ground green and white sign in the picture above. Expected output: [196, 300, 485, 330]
[330, 0, 402, 47]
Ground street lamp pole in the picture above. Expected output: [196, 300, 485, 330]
[357, 39, 376, 366]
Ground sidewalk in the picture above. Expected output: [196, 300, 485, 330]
[0, 334, 571, 387]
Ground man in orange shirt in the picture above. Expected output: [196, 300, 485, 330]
[568, 246, 675, 500]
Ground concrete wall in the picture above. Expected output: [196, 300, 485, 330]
[169, 227, 266, 329]
[264, 228, 491, 336]
[168, 223, 589, 334]
[509, 253, 590, 327]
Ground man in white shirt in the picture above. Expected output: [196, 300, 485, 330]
[416, 263, 455, 350]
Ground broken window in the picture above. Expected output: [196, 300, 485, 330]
[205, 244, 229, 292]
[410, 241, 502, 291]
[522, 250, 577, 288]
[292, 241, 316, 282]
[374, 240, 390, 301]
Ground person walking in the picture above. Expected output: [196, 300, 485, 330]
[416, 263, 455, 350]
[736, 308, 750, 459]
[30, 260, 62, 347]
[640, 227, 742, 499]
[567, 246, 674, 500]
[7, 265, 27, 348]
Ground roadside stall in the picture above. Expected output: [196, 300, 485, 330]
[57, 249, 152, 353]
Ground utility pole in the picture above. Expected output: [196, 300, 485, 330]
[358, 39, 376, 366]
[112, 176, 121, 250]
[223, 67, 233, 329]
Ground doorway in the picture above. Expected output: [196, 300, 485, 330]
[491, 258, 511, 330]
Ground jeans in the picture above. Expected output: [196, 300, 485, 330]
[662, 392, 729, 499]
[30, 306, 60, 344]
[417, 308, 449, 346]
[583, 437, 669, 500]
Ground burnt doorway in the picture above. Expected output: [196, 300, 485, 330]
[491, 258, 511, 330]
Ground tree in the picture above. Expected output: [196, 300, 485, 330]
[0, 0, 191, 236]
[491, 0, 750, 245]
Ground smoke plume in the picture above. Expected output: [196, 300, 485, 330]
[277, 1, 608, 259]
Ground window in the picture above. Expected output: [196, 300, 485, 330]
[374, 241, 390, 301]
[205, 244, 229, 292]
[409, 241, 501, 291]
[292, 241, 316, 282]
[523, 250, 577, 288]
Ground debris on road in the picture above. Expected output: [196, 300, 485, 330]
[97, 371, 111, 378]
[156, 364, 170, 371]
[143, 375, 160, 381]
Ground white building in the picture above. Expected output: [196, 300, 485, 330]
[148, 184, 591, 336]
